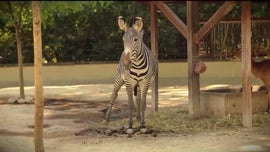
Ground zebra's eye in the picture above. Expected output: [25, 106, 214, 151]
[134, 38, 138, 42]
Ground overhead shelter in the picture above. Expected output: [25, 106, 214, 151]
[137, 1, 270, 127]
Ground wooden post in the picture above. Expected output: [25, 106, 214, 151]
[32, 1, 45, 152]
[150, 2, 158, 112]
[187, 1, 200, 118]
[241, 1, 252, 127]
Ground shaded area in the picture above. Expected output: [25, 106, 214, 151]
[75, 127, 159, 138]
[0, 129, 33, 137]
[45, 98, 107, 110]
[41, 98, 270, 137]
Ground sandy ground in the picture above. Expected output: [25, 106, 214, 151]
[0, 83, 270, 152]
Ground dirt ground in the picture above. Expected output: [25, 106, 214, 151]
[0, 83, 270, 152]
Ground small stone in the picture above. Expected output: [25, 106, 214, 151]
[126, 128, 134, 135]
[17, 96, 34, 104]
[24, 96, 34, 104]
[140, 128, 147, 134]
[105, 129, 112, 136]
[8, 97, 18, 104]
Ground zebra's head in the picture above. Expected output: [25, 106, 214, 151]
[118, 16, 144, 68]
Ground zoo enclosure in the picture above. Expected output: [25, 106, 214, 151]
[199, 20, 270, 60]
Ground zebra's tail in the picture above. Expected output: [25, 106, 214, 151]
[134, 84, 138, 96]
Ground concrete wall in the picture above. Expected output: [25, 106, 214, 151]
[0, 61, 262, 88]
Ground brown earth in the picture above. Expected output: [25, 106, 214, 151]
[0, 83, 270, 152]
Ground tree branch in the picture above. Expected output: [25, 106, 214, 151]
[5, 1, 17, 26]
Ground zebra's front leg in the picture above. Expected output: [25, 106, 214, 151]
[126, 84, 135, 135]
[139, 84, 150, 133]
[135, 85, 141, 122]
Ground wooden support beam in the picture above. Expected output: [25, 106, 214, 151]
[155, 1, 188, 39]
[150, 2, 159, 112]
[241, 1, 252, 128]
[195, 1, 237, 44]
[199, 18, 270, 24]
[187, 1, 200, 118]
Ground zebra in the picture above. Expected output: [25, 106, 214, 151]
[105, 16, 158, 135]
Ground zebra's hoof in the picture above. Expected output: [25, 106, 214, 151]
[102, 119, 109, 125]
[140, 127, 147, 134]
[126, 128, 134, 135]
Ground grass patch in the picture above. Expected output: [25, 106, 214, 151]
[109, 107, 270, 134]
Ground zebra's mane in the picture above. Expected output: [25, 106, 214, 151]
[124, 17, 144, 37]
[127, 17, 138, 27]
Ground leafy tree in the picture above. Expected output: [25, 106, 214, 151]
[0, 1, 269, 64]
[0, 1, 32, 99]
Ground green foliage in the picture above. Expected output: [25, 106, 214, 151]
[0, 1, 33, 63]
[252, 2, 268, 17]
[0, 1, 268, 64]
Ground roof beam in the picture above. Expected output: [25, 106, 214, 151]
[195, 1, 237, 44]
[155, 1, 187, 39]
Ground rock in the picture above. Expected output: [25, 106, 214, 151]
[8, 97, 19, 104]
[126, 128, 134, 135]
[17, 96, 34, 104]
[8, 96, 34, 104]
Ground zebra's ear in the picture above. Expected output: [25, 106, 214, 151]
[118, 16, 127, 31]
[133, 17, 143, 32]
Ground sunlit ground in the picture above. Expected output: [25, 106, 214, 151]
[0, 83, 268, 117]
[0, 82, 264, 107]
[0, 84, 190, 108]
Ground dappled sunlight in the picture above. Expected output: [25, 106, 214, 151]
[0, 104, 13, 107]
[0, 87, 20, 91]
[169, 96, 188, 101]
[155, 100, 187, 107]
[0, 84, 190, 107]
[61, 92, 84, 96]
[44, 110, 53, 116]
[158, 85, 188, 105]
[44, 85, 92, 89]
[201, 84, 232, 90]
[257, 136, 270, 142]
[24, 87, 34, 90]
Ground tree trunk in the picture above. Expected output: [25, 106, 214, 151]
[15, 25, 25, 99]
[5, 1, 25, 99]
[32, 1, 45, 152]
[220, 23, 230, 59]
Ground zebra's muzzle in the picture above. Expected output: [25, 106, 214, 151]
[122, 52, 132, 69]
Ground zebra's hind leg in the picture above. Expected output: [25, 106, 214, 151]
[104, 78, 125, 124]
[104, 93, 117, 125]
